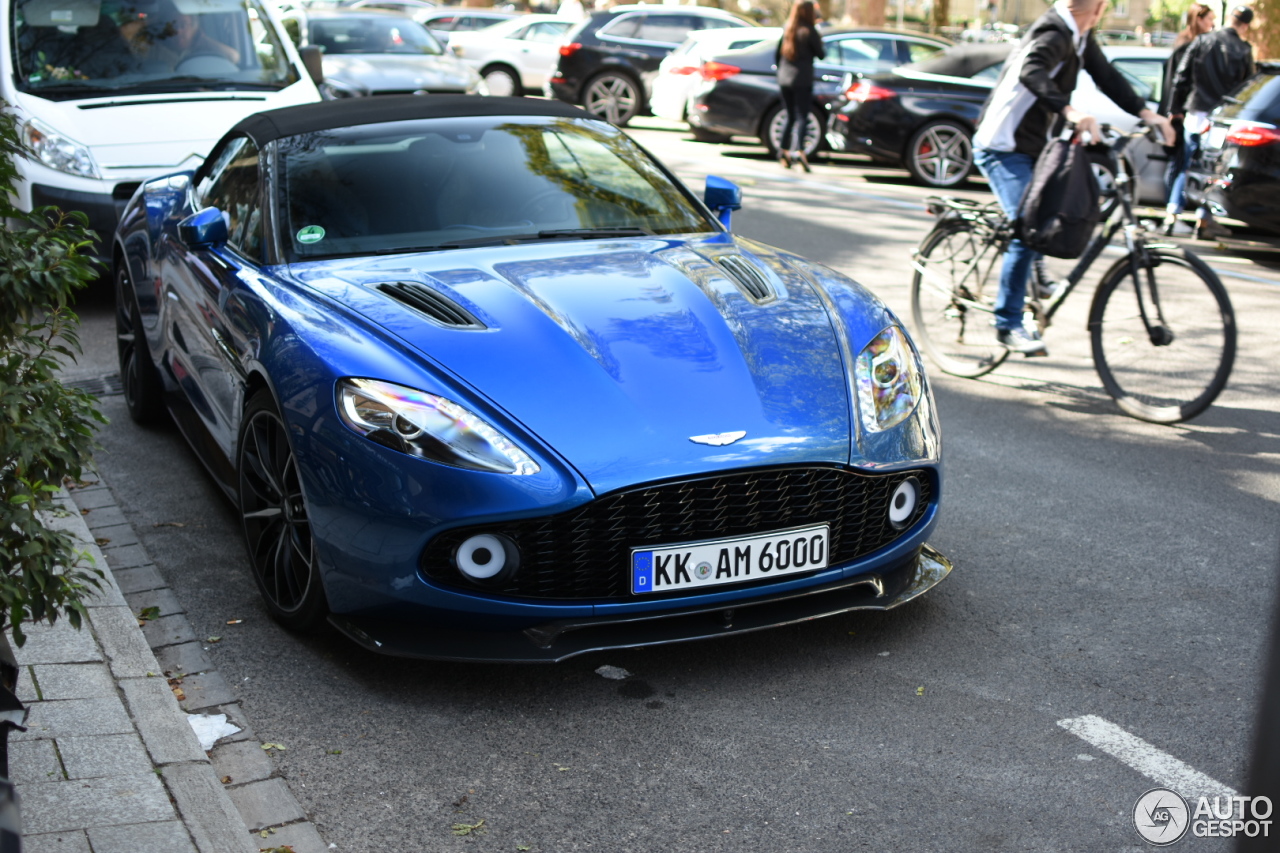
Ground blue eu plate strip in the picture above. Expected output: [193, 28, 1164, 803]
[632, 551, 653, 595]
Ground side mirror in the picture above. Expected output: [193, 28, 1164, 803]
[299, 45, 324, 85]
[177, 207, 229, 249]
[704, 176, 742, 230]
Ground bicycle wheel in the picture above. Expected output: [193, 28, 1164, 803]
[910, 220, 1009, 378]
[1088, 247, 1236, 423]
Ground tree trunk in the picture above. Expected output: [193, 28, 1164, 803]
[931, 0, 951, 33]
[860, 0, 887, 27]
[1250, 0, 1279, 60]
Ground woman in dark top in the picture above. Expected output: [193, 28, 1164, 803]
[775, 0, 824, 171]
[1160, 2, 1215, 234]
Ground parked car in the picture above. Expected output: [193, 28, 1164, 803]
[347, 0, 437, 14]
[276, 10, 484, 97]
[112, 95, 950, 661]
[826, 42, 1171, 198]
[414, 8, 518, 42]
[688, 29, 950, 159]
[448, 14, 575, 96]
[650, 27, 780, 129]
[1184, 63, 1280, 237]
[4, 0, 321, 255]
[547, 4, 757, 126]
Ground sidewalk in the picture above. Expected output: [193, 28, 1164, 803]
[8, 472, 329, 853]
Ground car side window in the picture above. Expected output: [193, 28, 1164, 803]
[829, 36, 897, 72]
[526, 22, 568, 43]
[631, 14, 699, 45]
[197, 136, 263, 262]
[905, 41, 943, 63]
[697, 17, 743, 31]
[1111, 57, 1162, 103]
[973, 62, 1004, 81]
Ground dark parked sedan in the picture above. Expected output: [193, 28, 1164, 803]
[1186, 62, 1280, 237]
[826, 43, 1010, 188]
[688, 29, 950, 159]
[547, 4, 755, 126]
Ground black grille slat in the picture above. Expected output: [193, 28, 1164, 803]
[422, 466, 934, 601]
[377, 282, 485, 329]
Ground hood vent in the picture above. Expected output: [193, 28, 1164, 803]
[377, 282, 485, 329]
[717, 255, 776, 304]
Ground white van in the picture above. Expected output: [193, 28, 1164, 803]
[3, 0, 323, 250]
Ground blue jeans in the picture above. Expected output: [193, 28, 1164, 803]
[1164, 126, 1199, 215]
[974, 148, 1037, 331]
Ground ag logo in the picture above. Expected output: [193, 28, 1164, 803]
[1133, 788, 1190, 846]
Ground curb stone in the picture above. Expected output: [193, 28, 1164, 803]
[8, 474, 330, 853]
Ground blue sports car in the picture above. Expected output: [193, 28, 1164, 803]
[113, 95, 950, 661]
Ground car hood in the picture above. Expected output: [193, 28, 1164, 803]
[322, 54, 479, 92]
[11, 85, 318, 170]
[292, 236, 874, 495]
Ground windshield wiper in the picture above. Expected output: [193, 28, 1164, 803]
[364, 228, 656, 256]
[21, 83, 123, 96]
[125, 78, 286, 92]
[536, 227, 653, 239]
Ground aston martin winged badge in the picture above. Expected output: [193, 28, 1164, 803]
[688, 431, 747, 447]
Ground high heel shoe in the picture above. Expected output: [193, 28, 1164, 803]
[779, 151, 792, 169]
[796, 151, 810, 173]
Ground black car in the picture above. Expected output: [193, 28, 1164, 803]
[546, 4, 756, 125]
[687, 29, 950, 159]
[825, 43, 1010, 187]
[1186, 62, 1280, 237]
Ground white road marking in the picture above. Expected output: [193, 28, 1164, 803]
[1057, 715, 1237, 799]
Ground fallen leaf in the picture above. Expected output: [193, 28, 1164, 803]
[451, 819, 486, 837]
[153, 521, 186, 528]
[226, 618, 244, 625]
[518, 847, 531, 852]
[915, 686, 925, 696]
[326, 749, 342, 755]
[172, 687, 186, 701]
[138, 606, 160, 621]
[95, 537, 110, 546]
[453, 794, 468, 808]
[261, 742, 287, 752]
[206, 636, 222, 643]
[221, 776, 232, 784]
[80, 508, 90, 515]
[258, 847, 295, 853]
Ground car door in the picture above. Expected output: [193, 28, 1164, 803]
[599, 12, 703, 91]
[516, 20, 572, 88]
[164, 134, 263, 459]
[816, 34, 903, 98]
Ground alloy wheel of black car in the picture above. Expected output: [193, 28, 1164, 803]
[905, 120, 973, 188]
[237, 392, 328, 631]
[582, 71, 641, 126]
[482, 64, 521, 97]
[764, 104, 822, 159]
[114, 264, 166, 425]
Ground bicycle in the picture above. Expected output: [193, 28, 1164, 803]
[909, 126, 1237, 424]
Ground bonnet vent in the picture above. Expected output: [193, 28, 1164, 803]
[716, 255, 776, 304]
[377, 282, 485, 330]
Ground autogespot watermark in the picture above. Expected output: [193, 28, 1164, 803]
[1132, 788, 1273, 845]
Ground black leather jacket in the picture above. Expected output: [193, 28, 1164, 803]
[1171, 27, 1255, 115]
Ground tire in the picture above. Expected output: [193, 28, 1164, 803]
[762, 103, 823, 159]
[1088, 247, 1236, 423]
[481, 64, 521, 97]
[114, 261, 166, 425]
[909, 220, 1009, 378]
[581, 71, 642, 126]
[237, 391, 329, 631]
[691, 126, 732, 144]
[904, 120, 973, 188]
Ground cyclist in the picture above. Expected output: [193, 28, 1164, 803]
[972, 0, 1174, 356]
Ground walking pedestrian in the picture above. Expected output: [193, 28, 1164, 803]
[1159, 3, 1216, 236]
[1169, 4, 1256, 240]
[775, 0, 824, 172]
[971, 0, 1174, 356]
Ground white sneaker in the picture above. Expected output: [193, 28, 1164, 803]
[996, 326, 1048, 357]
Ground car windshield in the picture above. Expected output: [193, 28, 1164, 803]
[309, 15, 441, 55]
[12, 0, 299, 98]
[278, 115, 719, 261]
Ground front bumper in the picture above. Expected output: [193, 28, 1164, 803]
[328, 543, 952, 662]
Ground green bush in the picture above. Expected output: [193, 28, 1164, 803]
[0, 101, 106, 646]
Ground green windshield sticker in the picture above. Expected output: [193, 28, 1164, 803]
[296, 225, 326, 244]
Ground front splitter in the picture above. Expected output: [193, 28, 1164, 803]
[328, 544, 952, 663]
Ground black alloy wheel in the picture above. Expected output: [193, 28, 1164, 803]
[114, 263, 166, 425]
[237, 392, 328, 631]
[582, 71, 642, 126]
[904, 120, 973, 188]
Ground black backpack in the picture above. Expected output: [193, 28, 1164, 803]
[1016, 136, 1100, 259]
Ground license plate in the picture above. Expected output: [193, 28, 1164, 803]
[630, 524, 829, 595]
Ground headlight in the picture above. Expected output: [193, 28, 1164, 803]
[855, 325, 922, 433]
[23, 118, 99, 179]
[337, 378, 539, 475]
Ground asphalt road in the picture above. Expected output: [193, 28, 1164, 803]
[65, 119, 1280, 852]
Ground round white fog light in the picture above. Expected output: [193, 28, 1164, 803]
[456, 533, 510, 580]
[888, 478, 919, 529]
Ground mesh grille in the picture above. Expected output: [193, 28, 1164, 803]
[421, 465, 933, 600]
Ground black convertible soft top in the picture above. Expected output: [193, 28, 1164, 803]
[230, 95, 595, 146]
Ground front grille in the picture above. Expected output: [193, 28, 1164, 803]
[421, 465, 933, 601]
